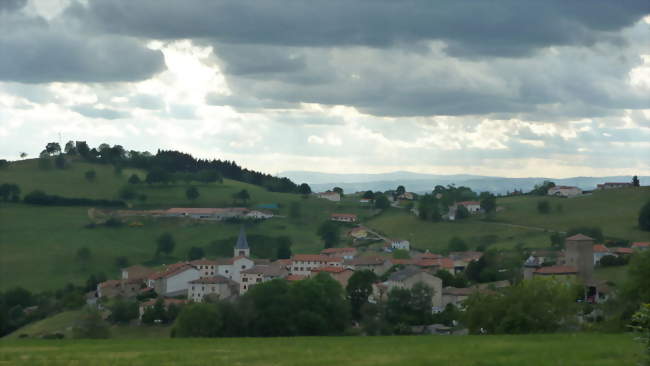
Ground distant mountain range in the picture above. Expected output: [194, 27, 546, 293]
[280, 171, 649, 195]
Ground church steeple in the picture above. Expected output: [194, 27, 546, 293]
[234, 225, 250, 257]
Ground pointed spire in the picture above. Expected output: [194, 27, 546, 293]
[235, 225, 249, 250]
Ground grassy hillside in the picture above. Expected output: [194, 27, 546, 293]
[495, 188, 650, 242]
[366, 188, 650, 252]
[0, 160, 376, 291]
[3, 310, 171, 340]
[0, 333, 641, 365]
[366, 209, 551, 252]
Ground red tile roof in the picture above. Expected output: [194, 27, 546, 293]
[613, 247, 634, 254]
[292, 254, 343, 262]
[331, 213, 358, 219]
[592, 244, 609, 253]
[321, 247, 356, 254]
[188, 276, 232, 284]
[632, 242, 650, 248]
[311, 266, 349, 274]
[534, 265, 578, 275]
[566, 234, 594, 241]
[148, 263, 196, 280]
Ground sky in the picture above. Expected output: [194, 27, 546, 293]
[1, 0, 649, 178]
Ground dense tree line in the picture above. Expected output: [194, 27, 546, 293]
[173, 273, 349, 337]
[463, 278, 580, 334]
[53, 141, 301, 193]
[23, 190, 126, 207]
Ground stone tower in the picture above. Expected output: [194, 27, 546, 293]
[564, 234, 594, 281]
[234, 225, 250, 258]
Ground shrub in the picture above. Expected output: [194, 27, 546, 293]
[24, 190, 125, 207]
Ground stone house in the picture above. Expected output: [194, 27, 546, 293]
[344, 256, 392, 276]
[290, 254, 343, 276]
[188, 276, 238, 302]
[121, 265, 156, 281]
[97, 278, 142, 299]
[321, 247, 357, 260]
[330, 213, 358, 223]
[379, 267, 443, 311]
[240, 264, 288, 294]
[148, 264, 201, 297]
[547, 186, 582, 197]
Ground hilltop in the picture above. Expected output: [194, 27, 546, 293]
[281, 170, 650, 195]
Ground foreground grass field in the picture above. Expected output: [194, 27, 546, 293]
[0, 333, 641, 366]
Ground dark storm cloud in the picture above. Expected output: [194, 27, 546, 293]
[0, 10, 166, 83]
[0, 0, 26, 12]
[71, 0, 649, 56]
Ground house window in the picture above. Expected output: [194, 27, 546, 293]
[243, 278, 248, 282]
[241, 265, 246, 269]
[256, 278, 262, 283]
[225, 270, 229, 273]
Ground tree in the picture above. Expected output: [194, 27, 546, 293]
[0, 183, 20, 202]
[346, 270, 378, 321]
[624, 251, 650, 308]
[529, 181, 555, 196]
[118, 185, 137, 201]
[639, 200, 650, 232]
[233, 189, 250, 204]
[480, 193, 497, 214]
[298, 183, 312, 195]
[128, 174, 141, 184]
[362, 190, 375, 200]
[395, 185, 406, 196]
[317, 221, 341, 249]
[276, 236, 292, 259]
[0, 159, 9, 169]
[332, 187, 344, 196]
[64, 141, 77, 155]
[374, 194, 390, 209]
[72, 309, 110, 339]
[37, 151, 51, 170]
[142, 298, 168, 324]
[463, 278, 578, 334]
[455, 205, 470, 220]
[630, 304, 650, 365]
[187, 246, 205, 261]
[448, 237, 468, 252]
[114, 256, 129, 268]
[289, 202, 301, 219]
[45, 142, 61, 155]
[632, 175, 640, 187]
[84, 170, 96, 182]
[550, 232, 565, 249]
[173, 303, 223, 337]
[108, 298, 139, 324]
[156, 233, 175, 257]
[19, 152, 27, 159]
[185, 186, 199, 202]
[537, 200, 551, 214]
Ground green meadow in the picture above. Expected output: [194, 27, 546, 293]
[0, 333, 641, 366]
[1, 159, 648, 291]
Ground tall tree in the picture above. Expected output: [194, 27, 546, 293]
[639, 200, 650, 232]
[480, 193, 497, 214]
[156, 233, 175, 257]
[317, 221, 341, 249]
[332, 187, 344, 196]
[346, 270, 378, 321]
[298, 183, 312, 195]
[395, 185, 406, 196]
[374, 194, 390, 209]
[632, 175, 640, 187]
[45, 142, 61, 155]
[64, 141, 77, 155]
[186, 186, 200, 202]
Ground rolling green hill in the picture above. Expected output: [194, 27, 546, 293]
[0, 333, 640, 365]
[366, 187, 649, 253]
[0, 159, 375, 291]
[1, 159, 648, 291]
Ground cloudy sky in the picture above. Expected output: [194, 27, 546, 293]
[1, 0, 649, 178]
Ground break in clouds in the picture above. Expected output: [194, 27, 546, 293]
[0, 0, 649, 176]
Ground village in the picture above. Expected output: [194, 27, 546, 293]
[93, 194, 649, 331]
